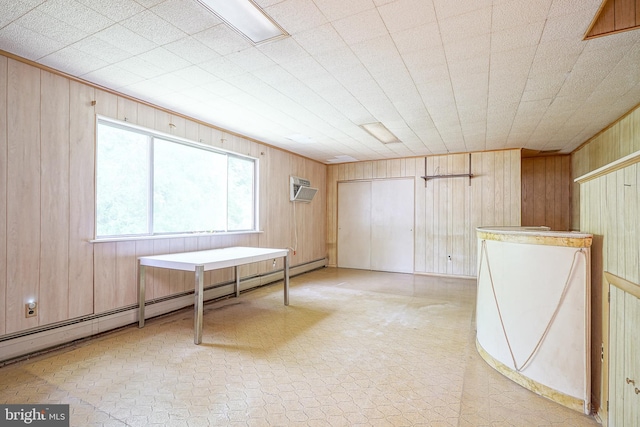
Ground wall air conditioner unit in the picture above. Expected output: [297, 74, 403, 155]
[290, 176, 318, 203]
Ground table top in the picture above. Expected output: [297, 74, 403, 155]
[138, 246, 289, 271]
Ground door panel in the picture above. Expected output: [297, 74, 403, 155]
[371, 179, 414, 273]
[337, 181, 371, 270]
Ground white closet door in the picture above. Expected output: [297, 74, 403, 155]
[337, 179, 415, 273]
[371, 179, 414, 273]
[337, 181, 371, 269]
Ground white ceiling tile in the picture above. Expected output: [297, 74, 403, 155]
[265, 0, 328, 35]
[82, 64, 146, 88]
[491, 21, 545, 53]
[444, 34, 490, 62]
[115, 55, 167, 79]
[36, 0, 113, 33]
[491, 0, 552, 32]
[94, 24, 156, 55]
[163, 37, 220, 64]
[76, 0, 144, 21]
[293, 23, 346, 55]
[378, 0, 437, 33]
[151, 0, 221, 35]
[121, 10, 186, 45]
[332, 8, 388, 46]
[137, 47, 191, 73]
[226, 48, 277, 73]
[258, 37, 309, 65]
[311, 0, 375, 21]
[0, 23, 63, 60]
[433, 0, 493, 20]
[438, 5, 491, 45]
[193, 24, 251, 56]
[391, 22, 443, 54]
[15, 9, 88, 45]
[40, 46, 109, 75]
[172, 65, 219, 86]
[71, 36, 132, 63]
[0, 1, 44, 28]
[539, 9, 594, 43]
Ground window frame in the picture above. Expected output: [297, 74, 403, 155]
[93, 116, 260, 242]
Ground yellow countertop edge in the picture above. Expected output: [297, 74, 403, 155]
[476, 230, 592, 248]
[476, 339, 588, 414]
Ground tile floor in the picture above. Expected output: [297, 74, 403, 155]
[0, 268, 600, 426]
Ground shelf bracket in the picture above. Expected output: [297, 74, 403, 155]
[421, 153, 473, 187]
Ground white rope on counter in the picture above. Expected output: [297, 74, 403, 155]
[477, 239, 586, 372]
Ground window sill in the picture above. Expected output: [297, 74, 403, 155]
[90, 230, 264, 243]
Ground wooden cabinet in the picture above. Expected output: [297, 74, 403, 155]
[608, 277, 640, 427]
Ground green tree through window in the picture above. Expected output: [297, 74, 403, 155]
[96, 119, 257, 238]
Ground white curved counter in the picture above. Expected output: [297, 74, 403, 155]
[476, 226, 592, 414]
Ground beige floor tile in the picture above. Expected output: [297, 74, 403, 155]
[0, 268, 599, 426]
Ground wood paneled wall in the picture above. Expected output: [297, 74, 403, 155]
[521, 155, 572, 231]
[0, 54, 326, 337]
[326, 150, 521, 277]
[572, 102, 640, 417]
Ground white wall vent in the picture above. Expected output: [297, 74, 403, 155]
[290, 176, 318, 203]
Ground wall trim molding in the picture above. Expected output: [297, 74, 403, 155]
[574, 149, 640, 184]
[0, 259, 326, 365]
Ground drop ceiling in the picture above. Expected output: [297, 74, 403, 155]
[1, 0, 639, 163]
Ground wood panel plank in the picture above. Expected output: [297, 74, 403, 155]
[452, 154, 465, 275]
[135, 240, 154, 300]
[68, 81, 95, 319]
[624, 165, 638, 282]
[589, 0, 615, 36]
[415, 158, 426, 273]
[494, 151, 504, 226]
[151, 239, 171, 298]
[521, 158, 534, 225]
[117, 97, 138, 124]
[511, 150, 521, 225]
[482, 152, 496, 227]
[469, 152, 484, 273]
[531, 157, 546, 225]
[424, 156, 435, 273]
[561, 156, 571, 230]
[615, 0, 637, 30]
[0, 56, 6, 335]
[39, 71, 70, 325]
[137, 103, 155, 129]
[116, 241, 137, 307]
[6, 60, 41, 333]
[94, 89, 117, 118]
[93, 243, 116, 314]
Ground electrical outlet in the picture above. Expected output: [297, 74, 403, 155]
[25, 302, 37, 318]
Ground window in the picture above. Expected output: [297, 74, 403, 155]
[96, 118, 257, 239]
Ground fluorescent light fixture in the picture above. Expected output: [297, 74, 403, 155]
[197, 0, 288, 45]
[287, 134, 315, 144]
[326, 155, 359, 163]
[360, 122, 401, 144]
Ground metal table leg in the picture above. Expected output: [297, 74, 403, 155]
[194, 265, 204, 344]
[138, 262, 145, 328]
[235, 265, 240, 297]
[284, 253, 290, 306]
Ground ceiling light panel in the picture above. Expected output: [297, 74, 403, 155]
[360, 122, 402, 144]
[196, 0, 288, 45]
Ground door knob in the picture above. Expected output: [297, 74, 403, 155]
[635, 387, 640, 395]
[627, 377, 636, 385]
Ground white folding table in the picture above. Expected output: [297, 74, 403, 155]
[137, 246, 290, 344]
